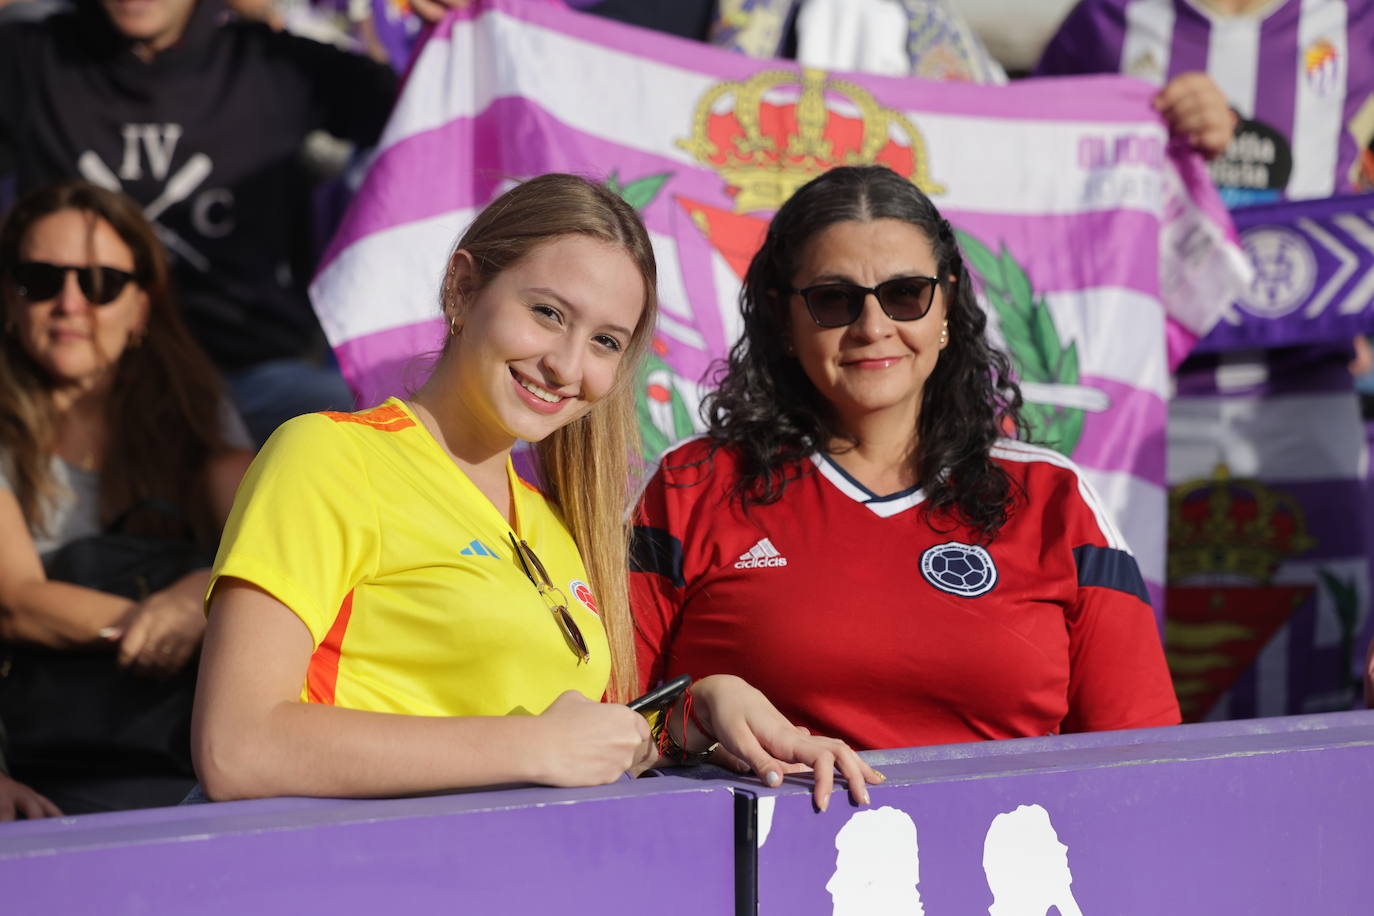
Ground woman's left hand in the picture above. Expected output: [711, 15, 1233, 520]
[687, 674, 884, 811]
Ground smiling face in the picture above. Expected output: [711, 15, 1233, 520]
[10, 209, 149, 392]
[444, 234, 647, 448]
[786, 218, 949, 439]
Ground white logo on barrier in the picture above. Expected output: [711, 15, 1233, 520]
[826, 806, 924, 916]
[920, 542, 997, 597]
[984, 804, 1083, 916]
[824, 803, 1081, 916]
[1239, 227, 1317, 318]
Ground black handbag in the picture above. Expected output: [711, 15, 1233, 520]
[0, 500, 210, 813]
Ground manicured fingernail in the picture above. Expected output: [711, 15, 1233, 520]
[819, 792, 830, 812]
[873, 769, 887, 782]
[860, 791, 871, 806]
[98, 627, 121, 640]
[765, 771, 781, 787]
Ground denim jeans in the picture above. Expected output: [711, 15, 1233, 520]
[226, 358, 355, 447]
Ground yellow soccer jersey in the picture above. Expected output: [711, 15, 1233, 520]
[210, 398, 611, 717]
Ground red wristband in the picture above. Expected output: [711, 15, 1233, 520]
[684, 686, 716, 743]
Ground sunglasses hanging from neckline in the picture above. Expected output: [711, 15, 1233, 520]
[507, 531, 591, 664]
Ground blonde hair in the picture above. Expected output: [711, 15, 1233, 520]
[441, 174, 657, 702]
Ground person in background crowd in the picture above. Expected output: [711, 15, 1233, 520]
[631, 166, 1181, 751]
[711, 0, 1008, 84]
[0, 0, 456, 445]
[1037, 0, 1373, 198]
[192, 174, 881, 809]
[0, 181, 252, 812]
[1039, 0, 1374, 719]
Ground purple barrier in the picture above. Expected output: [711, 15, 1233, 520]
[5, 713, 1372, 913]
[745, 711, 1374, 915]
[0, 777, 736, 914]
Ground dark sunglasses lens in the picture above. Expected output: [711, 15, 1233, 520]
[12, 263, 64, 302]
[555, 606, 590, 660]
[806, 286, 864, 327]
[878, 278, 935, 320]
[12, 264, 132, 305]
[522, 542, 553, 587]
[80, 267, 133, 304]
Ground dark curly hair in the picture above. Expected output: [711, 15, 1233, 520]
[700, 165, 1025, 540]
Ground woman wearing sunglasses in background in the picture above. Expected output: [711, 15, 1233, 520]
[192, 174, 879, 807]
[0, 181, 253, 814]
[631, 166, 1180, 755]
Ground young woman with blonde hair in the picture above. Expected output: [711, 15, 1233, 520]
[193, 174, 879, 807]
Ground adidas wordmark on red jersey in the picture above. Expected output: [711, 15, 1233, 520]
[734, 537, 788, 569]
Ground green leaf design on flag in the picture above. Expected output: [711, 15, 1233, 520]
[635, 349, 697, 459]
[1316, 568, 1361, 694]
[606, 169, 673, 212]
[955, 229, 1085, 457]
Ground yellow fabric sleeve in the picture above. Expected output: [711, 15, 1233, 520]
[208, 413, 381, 646]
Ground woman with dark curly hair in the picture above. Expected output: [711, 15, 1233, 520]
[631, 165, 1179, 751]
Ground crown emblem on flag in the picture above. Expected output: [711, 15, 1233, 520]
[677, 67, 944, 213]
[1167, 464, 1315, 585]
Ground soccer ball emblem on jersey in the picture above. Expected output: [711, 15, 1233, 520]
[920, 542, 998, 597]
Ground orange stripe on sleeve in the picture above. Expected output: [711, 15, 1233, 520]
[306, 590, 355, 706]
[320, 403, 415, 432]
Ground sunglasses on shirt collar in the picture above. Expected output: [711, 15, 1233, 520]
[11, 262, 140, 306]
[508, 532, 591, 664]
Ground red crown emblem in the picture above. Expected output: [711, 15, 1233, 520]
[677, 67, 944, 213]
[1167, 464, 1315, 586]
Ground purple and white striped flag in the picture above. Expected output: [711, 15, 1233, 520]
[309, 0, 1250, 614]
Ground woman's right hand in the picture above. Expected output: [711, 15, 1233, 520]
[0, 773, 62, 821]
[114, 572, 209, 677]
[531, 691, 655, 786]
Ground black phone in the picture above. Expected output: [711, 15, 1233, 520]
[627, 673, 692, 715]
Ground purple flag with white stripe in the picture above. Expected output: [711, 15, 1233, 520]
[1196, 192, 1374, 353]
[309, 0, 1250, 617]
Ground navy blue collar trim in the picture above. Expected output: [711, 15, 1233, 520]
[819, 454, 922, 504]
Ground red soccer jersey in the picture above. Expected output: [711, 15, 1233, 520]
[630, 437, 1180, 751]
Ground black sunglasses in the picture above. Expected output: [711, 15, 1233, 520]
[791, 275, 942, 328]
[12, 262, 139, 305]
[508, 532, 590, 664]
